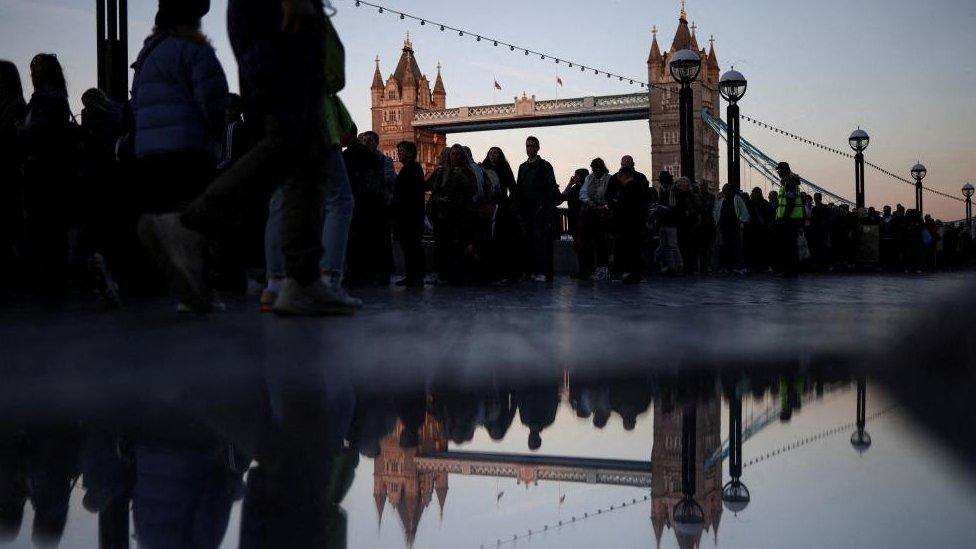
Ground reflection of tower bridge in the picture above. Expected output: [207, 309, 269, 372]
[415, 451, 652, 487]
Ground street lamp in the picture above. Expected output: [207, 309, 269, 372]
[671, 49, 702, 185]
[720, 69, 747, 195]
[850, 378, 871, 454]
[849, 128, 869, 209]
[911, 162, 927, 215]
[722, 386, 750, 515]
[963, 183, 974, 232]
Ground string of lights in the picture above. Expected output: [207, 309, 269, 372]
[344, 0, 665, 91]
[740, 114, 964, 203]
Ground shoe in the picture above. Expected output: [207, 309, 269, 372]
[88, 253, 122, 308]
[137, 213, 209, 311]
[272, 278, 355, 316]
[395, 277, 425, 288]
[259, 287, 278, 313]
[322, 274, 363, 309]
[622, 273, 641, 284]
[532, 274, 547, 282]
[178, 291, 225, 314]
[590, 266, 610, 281]
[374, 275, 391, 286]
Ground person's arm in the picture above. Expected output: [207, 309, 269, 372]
[579, 176, 591, 205]
[546, 161, 559, 207]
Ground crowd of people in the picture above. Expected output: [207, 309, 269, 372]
[1, 0, 972, 317]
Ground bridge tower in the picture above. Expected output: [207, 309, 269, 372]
[371, 37, 448, 175]
[648, 5, 721, 189]
[651, 395, 724, 547]
[372, 413, 449, 546]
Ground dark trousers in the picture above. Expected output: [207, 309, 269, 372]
[181, 2, 326, 285]
[395, 220, 424, 282]
[521, 206, 555, 278]
[578, 209, 610, 275]
[774, 221, 799, 275]
[614, 224, 644, 276]
[718, 223, 744, 271]
[347, 204, 391, 283]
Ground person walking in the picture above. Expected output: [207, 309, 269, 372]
[652, 171, 683, 274]
[773, 162, 804, 277]
[514, 136, 559, 282]
[559, 168, 587, 278]
[136, 0, 351, 316]
[392, 141, 426, 287]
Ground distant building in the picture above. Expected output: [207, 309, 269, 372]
[648, 4, 721, 190]
[371, 37, 448, 175]
[373, 412, 449, 547]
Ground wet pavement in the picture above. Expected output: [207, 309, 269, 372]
[2, 273, 976, 548]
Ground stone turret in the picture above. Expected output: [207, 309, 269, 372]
[371, 38, 448, 175]
[648, 2, 721, 189]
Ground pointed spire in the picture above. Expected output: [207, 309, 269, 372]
[670, 10, 693, 52]
[371, 55, 384, 89]
[706, 36, 719, 70]
[680, 0, 687, 21]
[690, 22, 700, 51]
[403, 32, 413, 52]
[374, 492, 386, 528]
[433, 62, 445, 95]
[648, 26, 662, 64]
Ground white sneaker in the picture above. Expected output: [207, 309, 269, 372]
[272, 278, 355, 316]
[321, 274, 363, 309]
[177, 292, 225, 314]
[591, 267, 610, 281]
[532, 274, 547, 282]
[137, 213, 209, 311]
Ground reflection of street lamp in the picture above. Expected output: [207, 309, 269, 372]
[850, 378, 871, 454]
[673, 401, 704, 539]
[720, 69, 747, 195]
[722, 387, 750, 514]
[962, 183, 973, 232]
[911, 163, 927, 215]
[670, 49, 702, 184]
[849, 128, 870, 209]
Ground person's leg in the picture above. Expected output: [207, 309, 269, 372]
[317, 147, 354, 277]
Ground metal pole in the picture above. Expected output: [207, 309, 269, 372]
[855, 152, 865, 209]
[727, 102, 740, 195]
[855, 378, 866, 432]
[98, 498, 130, 549]
[966, 197, 972, 232]
[96, 0, 106, 91]
[679, 85, 696, 184]
[729, 389, 742, 480]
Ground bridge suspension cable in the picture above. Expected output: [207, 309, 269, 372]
[739, 114, 965, 204]
[343, 0, 664, 91]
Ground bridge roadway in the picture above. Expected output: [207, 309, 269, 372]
[411, 92, 649, 133]
[415, 450, 653, 487]
[0, 273, 972, 415]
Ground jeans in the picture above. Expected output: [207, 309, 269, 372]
[521, 206, 555, 277]
[265, 147, 354, 279]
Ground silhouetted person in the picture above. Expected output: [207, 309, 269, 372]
[0, 60, 27, 291]
[516, 384, 560, 451]
[393, 141, 426, 287]
[514, 136, 559, 282]
[607, 155, 651, 283]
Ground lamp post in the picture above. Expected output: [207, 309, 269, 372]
[849, 129, 870, 209]
[911, 163, 927, 215]
[850, 377, 871, 454]
[720, 69, 747, 196]
[722, 386, 750, 515]
[673, 401, 704, 543]
[670, 49, 702, 184]
[962, 183, 974, 233]
[96, 0, 128, 103]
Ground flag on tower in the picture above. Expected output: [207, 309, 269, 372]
[494, 79, 502, 90]
[557, 76, 564, 87]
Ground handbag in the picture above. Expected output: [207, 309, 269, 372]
[797, 230, 811, 261]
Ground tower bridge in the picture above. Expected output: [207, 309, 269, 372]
[372, 5, 720, 188]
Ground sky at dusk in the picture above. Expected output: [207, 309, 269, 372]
[1, 0, 974, 220]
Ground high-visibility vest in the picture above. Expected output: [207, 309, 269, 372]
[776, 190, 804, 220]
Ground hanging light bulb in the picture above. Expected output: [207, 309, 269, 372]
[459, 30, 464, 36]
[420, 19, 425, 25]
[378, 7, 383, 13]
[399, 13, 404, 19]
